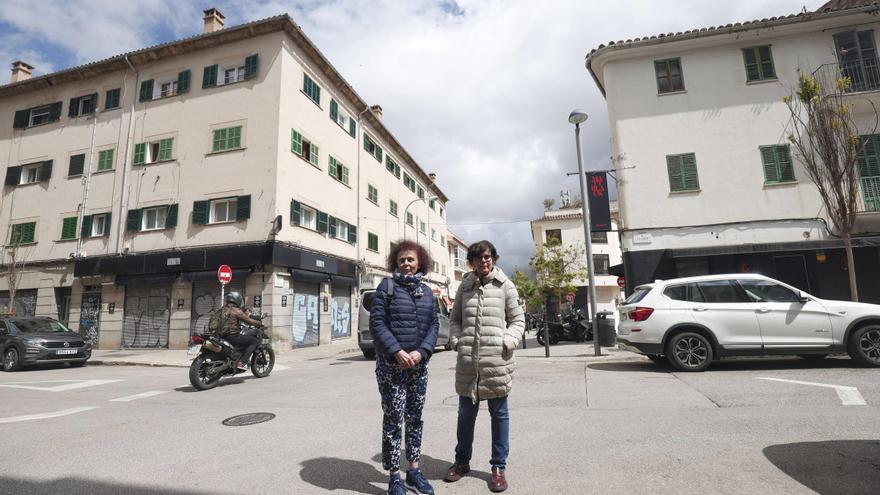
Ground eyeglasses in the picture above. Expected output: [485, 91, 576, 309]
[478, 255, 494, 261]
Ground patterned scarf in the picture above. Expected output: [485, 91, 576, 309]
[393, 271, 424, 297]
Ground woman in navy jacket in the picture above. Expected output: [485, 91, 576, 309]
[370, 239, 439, 495]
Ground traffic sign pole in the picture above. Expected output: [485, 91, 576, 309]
[217, 265, 233, 307]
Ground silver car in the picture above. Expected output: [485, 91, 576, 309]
[357, 288, 452, 359]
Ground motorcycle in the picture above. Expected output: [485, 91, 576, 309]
[188, 311, 275, 391]
[536, 309, 592, 346]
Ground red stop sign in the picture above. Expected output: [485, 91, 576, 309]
[218, 265, 232, 285]
[565, 292, 575, 303]
[617, 276, 625, 288]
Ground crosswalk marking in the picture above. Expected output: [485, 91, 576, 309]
[109, 390, 169, 402]
[0, 407, 98, 424]
[0, 379, 124, 392]
[757, 377, 867, 406]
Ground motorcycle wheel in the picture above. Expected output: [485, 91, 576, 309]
[549, 333, 560, 345]
[536, 330, 546, 346]
[189, 356, 221, 390]
[251, 348, 275, 378]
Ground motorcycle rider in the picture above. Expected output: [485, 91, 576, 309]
[219, 291, 262, 371]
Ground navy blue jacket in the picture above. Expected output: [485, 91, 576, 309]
[370, 278, 440, 360]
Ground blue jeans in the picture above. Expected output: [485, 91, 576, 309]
[454, 396, 509, 469]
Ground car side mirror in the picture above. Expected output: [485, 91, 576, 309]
[798, 293, 810, 304]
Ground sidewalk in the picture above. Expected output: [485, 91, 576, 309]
[89, 333, 645, 367]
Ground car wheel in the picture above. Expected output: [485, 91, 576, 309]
[646, 354, 665, 363]
[3, 347, 21, 372]
[847, 324, 880, 367]
[362, 348, 376, 360]
[666, 332, 713, 372]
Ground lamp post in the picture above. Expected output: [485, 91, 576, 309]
[403, 195, 437, 244]
[569, 109, 601, 357]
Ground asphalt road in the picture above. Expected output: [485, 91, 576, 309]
[1, 344, 878, 494]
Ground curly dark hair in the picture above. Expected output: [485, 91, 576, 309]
[467, 240, 499, 267]
[387, 239, 432, 275]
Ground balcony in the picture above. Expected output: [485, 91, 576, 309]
[813, 60, 880, 96]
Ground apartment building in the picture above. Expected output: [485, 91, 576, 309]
[446, 231, 468, 301]
[530, 201, 623, 318]
[586, 0, 880, 303]
[0, 9, 451, 350]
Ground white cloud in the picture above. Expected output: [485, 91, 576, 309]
[0, 0, 813, 273]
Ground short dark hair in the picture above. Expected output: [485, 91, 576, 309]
[467, 240, 499, 266]
[387, 239, 432, 275]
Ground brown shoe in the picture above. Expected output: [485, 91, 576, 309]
[489, 467, 508, 492]
[443, 463, 470, 482]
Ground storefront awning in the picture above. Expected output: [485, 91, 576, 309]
[114, 273, 177, 286]
[331, 274, 357, 287]
[290, 269, 330, 284]
[608, 263, 625, 277]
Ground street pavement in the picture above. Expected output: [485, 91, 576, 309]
[0, 336, 878, 494]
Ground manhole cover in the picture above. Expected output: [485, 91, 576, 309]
[222, 412, 276, 426]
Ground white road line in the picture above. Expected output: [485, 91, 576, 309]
[757, 377, 867, 406]
[0, 379, 124, 392]
[0, 407, 98, 424]
[109, 390, 169, 402]
[273, 364, 290, 372]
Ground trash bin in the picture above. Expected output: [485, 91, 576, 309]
[596, 311, 616, 347]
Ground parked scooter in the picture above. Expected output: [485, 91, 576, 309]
[536, 309, 592, 346]
[188, 311, 274, 390]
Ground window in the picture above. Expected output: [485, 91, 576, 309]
[105, 88, 121, 110]
[417, 185, 425, 199]
[210, 198, 238, 224]
[21, 164, 40, 184]
[29, 106, 51, 126]
[368, 232, 379, 252]
[591, 231, 608, 244]
[654, 58, 685, 94]
[13, 102, 61, 129]
[431, 228, 437, 241]
[759, 145, 795, 183]
[593, 254, 610, 275]
[663, 284, 688, 301]
[389, 199, 398, 217]
[328, 156, 350, 185]
[367, 184, 378, 204]
[60, 217, 78, 240]
[97, 149, 114, 171]
[329, 217, 357, 243]
[666, 153, 700, 192]
[403, 172, 416, 193]
[225, 66, 245, 84]
[329, 99, 356, 137]
[545, 229, 562, 244]
[439, 207, 444, 218]
[202, 55, 258, 89]
[290, 200, 332, 234]
[406, 211, 414, 227]
[386, 156, 401, 178]
[432, 261, 439, 273]
[139, 71, 190, 102]
[133, 138, 173, 165]
[742, 46, 776, 82]
[364, 134, 383, 162]
[695, 280, 747, 303]
[213, 126, 242, 152]
[142, 207, 168, 231]
[429, 199, 436, 210]
[298, 204, 317, 230]
[10, 222, 36, 244]
[82, 213, 111, 237]
[419, 220, 426, 234]
[454, 246, 467, 271]
[160, 81, 178, 98]
[738, 279, 802, 303]
[69, 93, 97, 117]
[5, 161, 51, 186]
[440, 235, 446, 247]
[303, 74, 321, 105]
[68, 154, 85, 176]
[291, 129, 319, 167]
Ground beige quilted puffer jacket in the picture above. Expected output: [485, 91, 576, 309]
[449, 267, 525, 402]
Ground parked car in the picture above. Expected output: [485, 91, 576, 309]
[357, 288, 452, 359]
[1, 317, 92, 371]
[617, 274, 880, 372]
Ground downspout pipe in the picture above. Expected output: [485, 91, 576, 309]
[116, 55, 139, 255]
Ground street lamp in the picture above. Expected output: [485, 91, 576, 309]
[569, 108, 601, 357]
[403, 195, 437, 244]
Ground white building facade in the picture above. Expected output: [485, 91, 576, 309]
[586, 1, 880, 303]
[0, 10, 452, 350]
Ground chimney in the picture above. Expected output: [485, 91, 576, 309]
[203, 8, 225, 33]
[428, 173, 437, 182]
[370, 104, 383, 119]
[11, 61, 33, 83]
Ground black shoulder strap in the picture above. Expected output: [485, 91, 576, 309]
[384, 277, 394, 298]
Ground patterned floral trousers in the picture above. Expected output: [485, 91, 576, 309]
[375, 353, 429, 471]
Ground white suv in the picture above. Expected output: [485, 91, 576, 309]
[618, 274, 880, 371]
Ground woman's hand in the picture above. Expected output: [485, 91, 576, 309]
[408, 350, 423, 365]
[394, 350, 415, 369]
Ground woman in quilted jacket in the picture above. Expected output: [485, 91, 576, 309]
[370, 239, 439, 495]
[444, 240, 524, 493]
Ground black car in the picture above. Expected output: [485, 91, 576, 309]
[1, 317, 92, 371]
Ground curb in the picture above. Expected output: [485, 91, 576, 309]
[88, 345, 362, 368]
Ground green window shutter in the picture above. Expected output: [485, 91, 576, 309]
[666, 155, 684, 191]
[348, 224, 357, 244]
[330, 99, 338, 121]
[39, 160, 53, 182]
[157, 138, 173, 161]
[126, 209, 142, 232]
[13, 109, 30, 129]
[22, 222, 36, 243]
[291, 200, 301, 225]
[316, 211, 329, 233]
[203, 65, 218, 88]
[743, 48, 760, 81]
[192, 200, 209, 225]
[5, 166, 21, 186]
[105, 88, 120, 109]
[342, 166, 349, 185]
[98, 149, 114, 171]
[328, 156, 337, 178]
[165, 204, 178, 228]
[236, 195, 251, 220]
[87, 93, 99, 114]
[177, 70, 191, 93]
[68, 154, 85, 176]
[329, 216, 337, 237]
[368, 232, 378, 251]
[49, 102, 63, 122]
[776, 146, 794, 182]
[80, 215, 93, 237]
[244, 54, 259, 80]
[133, 143, 146, 165]
[291, 129, 303, 156]
[103, 213, 112, 236]
[69, 97, 79, 118]
[139, 80, 154, 102]
[309, 143, 319, 167]
[213, 128, 225, 152]
[61, 217, 78, 240]
[376, 145, 383, 162]
[858, 135, 880, 177]
[231, 126, 241, 149]
[681, 153, 699, 190]
[760, 146, 779, 183]
[758, 46, 775, 79]
[349, 118, 356, 138]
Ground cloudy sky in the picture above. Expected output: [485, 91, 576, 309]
[0, 0, 813, 273]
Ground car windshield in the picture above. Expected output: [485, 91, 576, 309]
[12, 319, 71, 334]
[624, 287, 652, 305]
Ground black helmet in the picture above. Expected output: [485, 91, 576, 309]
[225, 291, 243, 308]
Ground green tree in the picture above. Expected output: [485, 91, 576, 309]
[529, 239, 588, 311]
[511, 269, 541, 311]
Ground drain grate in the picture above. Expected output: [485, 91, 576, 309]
[222, 412, 276, 426]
